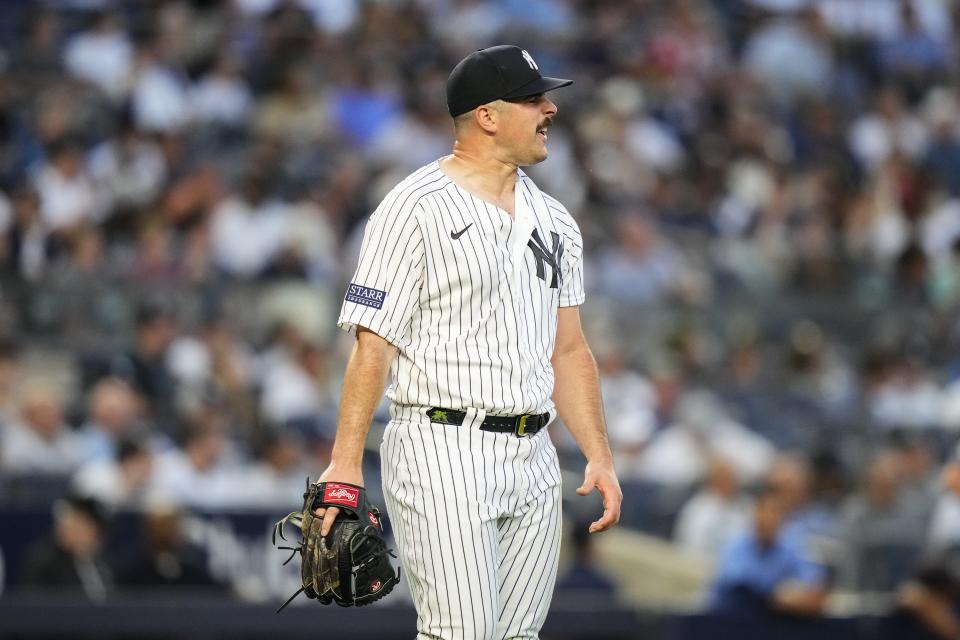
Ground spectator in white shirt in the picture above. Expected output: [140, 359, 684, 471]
[847, 85, 930, 173]
[210, 171, 292, 279]
[146, 421, 232, 509]
[1, 382, 83, 475]
[258, 326, 334, 431]
[87, 114, 167, 220]
[63, 10, 133, 101]
[130, 40, 190, 134]
[594, 342, 658, 480]
[33, 137, 97, 232]
[190, 51, 253, 128]
[675, 457, 752, 558]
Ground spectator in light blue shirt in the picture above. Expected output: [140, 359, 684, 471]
[709, 486, 830, 617]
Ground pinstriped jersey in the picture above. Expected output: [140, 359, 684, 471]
[337, 160, 585, 416]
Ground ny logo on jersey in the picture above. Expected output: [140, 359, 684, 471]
[521, 49, 538, 70]
[527, 229, 563, 288]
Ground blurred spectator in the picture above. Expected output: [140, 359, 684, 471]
[0, 186, 54, 281]
[11, 9, 63, 99]
[258, 322, 335, 433]
[928, 448, 960, 553]
[130, 38, 190, 134]
[329, 64, 402, 148]
[232, 430, 311, 508]
[716, 332, 776, 432]
[209, 170, 292, 279]
[32, 136, 97, 233]
[87, 113, 167, 225]
[922, 88, 960, 197]
[75, 377, 141, 463]
[62, 10, 133, 102]
[594, 340, 657, 480]
[892, 432, 941, 516]
[253, 64, 329, 145]
[644, 0, 730, 92]
[766, 455, 839, 548]
[876, 1, 952, 99]
[128, 219, 181, 283]
[674, 457, 752, 558]
[592, 212, 685, 306]
[109, 301, 177, 428]
[20, 494, 111, 601]
[147, 419, 232, 509]
[189, 50, 253, 129]
[1, 382, 83, 475]
[708, 486, 829, 617]
[284, 186, 342, 285]
[920, 194, 960, 264]
[868, 347, 944, 429]
[840, 453, 927, 590]
[0, 338, 21, 425]
[638, 391, 775, 487]
[847, 85, 929, 173]
[166, 317, 257, 431]
[115, 503, 224, 591]
[72, 435, 154, 509]
[816, 0, 952, 41]
[742, 8, 835, 102]
[781, 320, 857, 419]
[367, 93, 452, 173]
[433, 0, 509, 50]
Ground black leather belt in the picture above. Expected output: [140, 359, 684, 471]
[426, 407, 549, 437]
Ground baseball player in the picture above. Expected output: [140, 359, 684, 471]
[315, 45, 622, 639]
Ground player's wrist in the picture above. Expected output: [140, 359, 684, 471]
[585, 453, 615, 469]
[319, 460, 365, 485]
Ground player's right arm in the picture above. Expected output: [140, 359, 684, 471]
[317, 183, 426, 535]
[315, 326, 396, 536]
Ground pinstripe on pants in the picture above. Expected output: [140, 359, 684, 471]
[381, 410, 563, 640]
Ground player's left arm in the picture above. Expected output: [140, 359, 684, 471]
[551, 305, 622, 532]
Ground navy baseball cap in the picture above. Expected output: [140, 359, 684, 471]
[446, 45, 573, 117]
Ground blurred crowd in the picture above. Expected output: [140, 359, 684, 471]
[2, 0, 960, 622]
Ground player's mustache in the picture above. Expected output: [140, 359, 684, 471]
[537, 117, 554, 131]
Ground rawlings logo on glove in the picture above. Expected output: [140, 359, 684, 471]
[324, 484, 360, 507]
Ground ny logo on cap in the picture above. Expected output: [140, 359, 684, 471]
[521, 49, 539, 70]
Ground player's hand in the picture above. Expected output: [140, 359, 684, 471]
[313, 463, 365, 537]
[576, 460, 622, 533]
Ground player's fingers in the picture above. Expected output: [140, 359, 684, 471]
[576, 472, 595, 496]
[321, 506, 340, 537]
[589, 502, 620, 532]
[313, 507, 326, 518]
[589, 481, 622, 533]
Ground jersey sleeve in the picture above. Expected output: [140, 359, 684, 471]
[337, 197, 425, 345]
[558, 213, 585, 307]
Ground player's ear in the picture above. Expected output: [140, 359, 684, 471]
[475, 101, 500, 134]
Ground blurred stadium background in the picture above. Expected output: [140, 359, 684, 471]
[1, 0, 960, 638]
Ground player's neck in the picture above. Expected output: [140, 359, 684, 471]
[440, 149, 517, 216]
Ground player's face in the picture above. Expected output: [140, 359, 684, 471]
[498, 94, 558, 165]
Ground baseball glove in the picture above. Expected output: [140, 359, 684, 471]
[272, 479, 400, 612]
